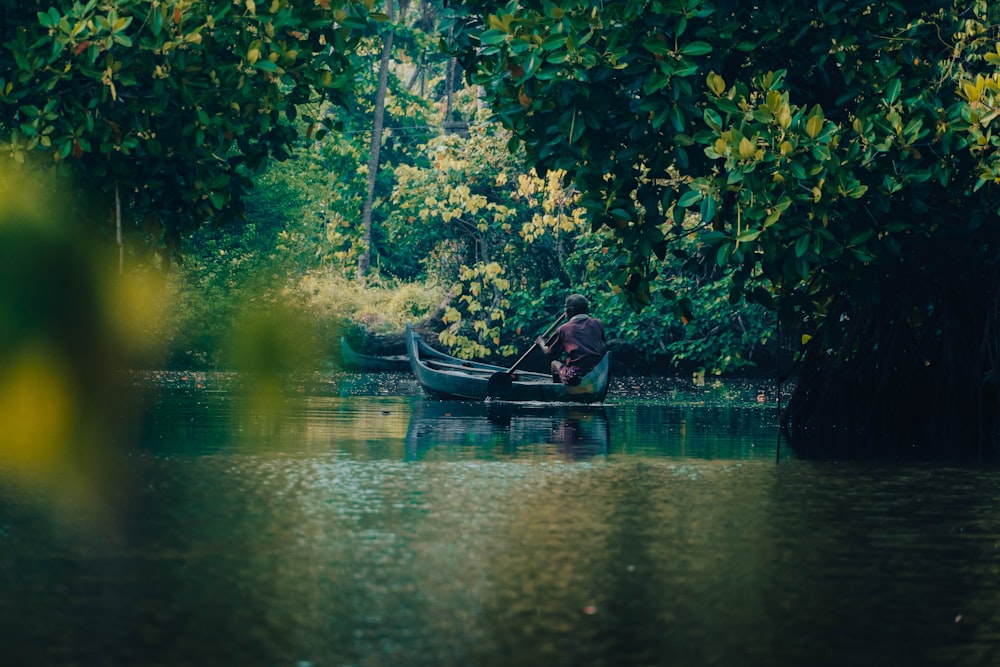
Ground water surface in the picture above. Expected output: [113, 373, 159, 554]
[1, 373, 997, 666]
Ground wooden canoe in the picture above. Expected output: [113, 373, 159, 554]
[405, 324, 611, 403]
[339, 337, 411, 372]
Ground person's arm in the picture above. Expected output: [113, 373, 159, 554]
[535, 336, 550, 356]
[536, 327, 564, 358]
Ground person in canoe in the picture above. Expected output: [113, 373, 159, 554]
[535, 293, 606, 385]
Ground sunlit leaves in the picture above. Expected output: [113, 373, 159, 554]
[440, 261, 514, 359]
[387, 123, 593, 356]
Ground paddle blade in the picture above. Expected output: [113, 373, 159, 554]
[486, 371, 512, 398]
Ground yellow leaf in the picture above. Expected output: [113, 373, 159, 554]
[766, 90, 782, 113]
[738, 136, 756, 160]
[777, 105, 791, 129]
[962, 81, 981, 103]
[801, 334, 812, 345]
[806, 114, 823, 139]
[706, 72, 726, 96]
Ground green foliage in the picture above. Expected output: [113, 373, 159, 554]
[0, 0, 373, 252]
[161, 221, 301, 369]
[0, 0, 783, 376]
[448, 0, 1000, 450]
[448, 0, 1000, 317]
[158, 225, 447, 370]
[386, 120, 592, 353]
[382, 117, 773, 370]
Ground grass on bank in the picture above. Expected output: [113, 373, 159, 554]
[160, 268, 445, 372]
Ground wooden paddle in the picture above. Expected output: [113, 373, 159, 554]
[486, 312, 567, 398]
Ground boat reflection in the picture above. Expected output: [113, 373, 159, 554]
[405, 399, 610, 461]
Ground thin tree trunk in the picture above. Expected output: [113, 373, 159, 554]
[406, 59, 422, 92]
[357, 3, 395, 281]
[444, 56, 455, 125]
[115, 180, 123, 276]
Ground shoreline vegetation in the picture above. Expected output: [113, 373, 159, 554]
[153, 269, 782, 380]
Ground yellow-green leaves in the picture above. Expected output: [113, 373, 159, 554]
[806, 111, 825, 139]
[707, 71, 726, 96]
[961, 76, 984, 105]
[442, 261, 513, 359]
[487, 13, 515, 32]
[764, 89, 793, 129]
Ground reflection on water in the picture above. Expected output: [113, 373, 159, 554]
[406, 400, 611, 461]
[1, 374, 999, 667]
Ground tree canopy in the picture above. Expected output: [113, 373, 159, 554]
[448, 0, 1000, 456]
[0, 0, 375, 256]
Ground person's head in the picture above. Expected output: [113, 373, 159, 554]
[564, 293, 589, 316]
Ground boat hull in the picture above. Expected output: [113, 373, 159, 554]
[405, 324, 610, 403]
[340, 337, 411, 372]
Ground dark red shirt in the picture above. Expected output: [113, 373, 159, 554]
[547, 314, 605, 372]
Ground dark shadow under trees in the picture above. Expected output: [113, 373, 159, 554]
[782, 238, 1000, 461]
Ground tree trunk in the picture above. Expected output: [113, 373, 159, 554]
[357, 4, 395, 282]
[115, 181, 123, 276]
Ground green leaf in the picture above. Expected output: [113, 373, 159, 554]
[523, 51, 542, 79]
[540, 34, 567, 50]
[794, 233, 810, 258]
[38, 8, 60, 29]
[479, 29, 508, 46]
[642, 37, 671, 55]
[151, 5, 163, 35]
[716, 242, 732, 266]
[700, 194, 717, 222]
[679, 41, 712, 56]
[703, 108, 723, 131]
[670, 106, 685, 133]
[886, 77, 901, 104]
[677, 190, 702, 208]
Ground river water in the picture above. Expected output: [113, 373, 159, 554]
[2, 372, 999, 666]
